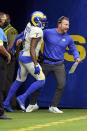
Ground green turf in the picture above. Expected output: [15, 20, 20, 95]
[0, 109, 87, 131]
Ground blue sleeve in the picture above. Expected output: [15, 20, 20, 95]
[68, 37, 80, 60]
[18, 32, 24, 40]
[11, 32, 24, 55]
[0, 28, 7, 42]
[43, 29, 47, 40]
[0, 31, 3, 40]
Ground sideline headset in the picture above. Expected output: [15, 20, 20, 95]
[58, 16, 69, 24]
[58, 16, 65, 24]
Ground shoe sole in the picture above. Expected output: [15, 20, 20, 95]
[48, 110, 63, 113]
[26, 107, 39, 112]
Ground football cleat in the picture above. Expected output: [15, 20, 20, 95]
[26, 104, 39, 112]
[4, 104, 14, 112]
[16, 96, 26, 112]
[48, 106, 63, 113]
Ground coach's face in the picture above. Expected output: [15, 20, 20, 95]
[0, 14, 7, 27]
[61, 19, 69, 33]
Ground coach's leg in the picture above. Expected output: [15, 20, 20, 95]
[51, 63, 66, 106]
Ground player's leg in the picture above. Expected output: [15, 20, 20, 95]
[29, 62, 50, 105]
[26, 63, 50, 112]
[17, 62, 45, 111]
[4, 61, 28, 112]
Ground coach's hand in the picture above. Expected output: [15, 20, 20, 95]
[34, 64, 40, 75]
[75, 58, 81, 63]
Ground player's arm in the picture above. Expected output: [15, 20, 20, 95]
[30, 37, 41, 66]
[11, 32, 24, 55]
[13, 32, 24, 47]
[16, 32, 24, 46]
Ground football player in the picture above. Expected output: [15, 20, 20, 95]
[3, 11, 47, 112]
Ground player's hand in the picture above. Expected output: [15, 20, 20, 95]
[34, 64, 40, 75]
[75, 58, 81, 63]
[7, 53, 11, 64]
[16, 39, 23, 46]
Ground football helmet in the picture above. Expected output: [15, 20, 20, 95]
[30, 11, 47, 29]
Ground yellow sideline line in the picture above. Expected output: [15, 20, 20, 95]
[13, 115, 87, 131]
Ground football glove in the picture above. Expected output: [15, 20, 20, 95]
[34, 64, 40, 75]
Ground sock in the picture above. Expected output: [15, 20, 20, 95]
[4, 80, 23, 105]
[20, 80, 45, 103]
